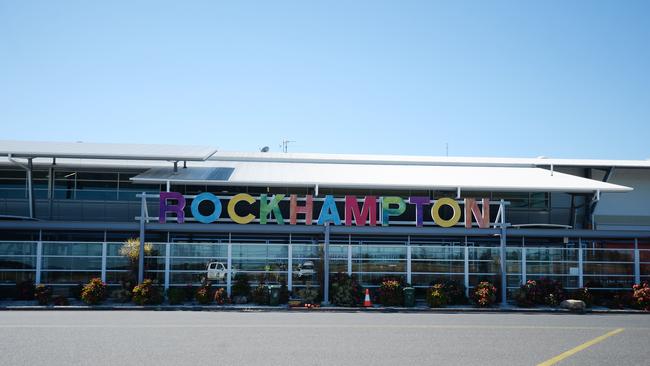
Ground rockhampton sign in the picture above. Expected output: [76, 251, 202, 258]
[156, 192, 497, 228]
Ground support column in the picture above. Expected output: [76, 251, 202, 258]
[164, 242, 171, 290]
[287, 242, 293, 291]
[578, 238, 584, 288]
[499, 200, 507, 305]
[406, 236, 412, 285]
[634, 238, 640, 285]
[138, 192, 146, 283]
[323, 223, 330, 305]
[35, 231, 42, 285]
[464, 246, 469, 298]
[27, 158, 35, 218]
[227, 241, 233, 297]
[347, 235, 352, 276]
[101, 241, 107, 283]
[521, 247, 527, 285]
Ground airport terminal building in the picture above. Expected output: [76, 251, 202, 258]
[1, 140, 649, 303]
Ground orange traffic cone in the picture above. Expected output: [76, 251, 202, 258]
[363, 289, 372, 307]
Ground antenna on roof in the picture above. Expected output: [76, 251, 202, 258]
[280, 139, 295, 153]
[445, 142, 449, 157]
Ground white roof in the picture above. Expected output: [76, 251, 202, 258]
[0, 140, 217, 161]
[208, 151, 650, 168]
[131, 162, 632, 193]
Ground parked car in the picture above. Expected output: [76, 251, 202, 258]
[206, 261, 235, 281]
[297, 261, 315, 278]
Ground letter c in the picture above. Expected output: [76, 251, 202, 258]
[227, 193, 256, 224]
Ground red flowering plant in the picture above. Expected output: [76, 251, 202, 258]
[426, 283, 448, 308]
[195, 283, 212, 305]
[632, 282, 650, 311]
[378, 278, 404, 306]
[515, 280, 541, 307]
[132, 279, 163, 305]
[81, 278, 108, 305]
[473, 281, 497, 307]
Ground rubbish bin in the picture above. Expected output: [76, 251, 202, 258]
[268, 285, 280, 306]
[403, 287, 415, 307]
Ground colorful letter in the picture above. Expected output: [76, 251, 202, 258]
[260, 194, 285, 224]
[317, 195, 341, 225]
[431, 197, 461, 227]
[190, 192, 222, 224]
[464, 198, 490, 229]
[382, 196, 405, 226]
[290, 194, 313, 225]
[408, 196, 430, 227]
[227, 193, 255, 224]
[159, 191, 186, 223]
[344, 195, 377, 226]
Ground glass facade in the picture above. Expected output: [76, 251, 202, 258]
[2, 234, 648, 300]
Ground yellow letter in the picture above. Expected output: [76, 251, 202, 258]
[431, 197, 461, 227]
[227, 193, 255, 224]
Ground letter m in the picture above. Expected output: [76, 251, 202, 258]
[345, 195, 377, 226]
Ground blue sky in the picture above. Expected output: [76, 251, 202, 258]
[1, 1, 649, 159]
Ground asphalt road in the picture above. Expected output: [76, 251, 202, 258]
[0, 311, 648, 366]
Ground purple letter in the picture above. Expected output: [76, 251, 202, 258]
[159, 192, 186, 223]
[409, 196, 430, 227]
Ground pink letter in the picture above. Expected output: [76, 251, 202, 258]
[345, 195, 377, 226]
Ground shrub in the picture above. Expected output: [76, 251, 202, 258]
[426, 284, 448, 308]
[571, 287, 594, 308]
[213, 287, 228, 305]
[473, 281, 497, 307]
[279, 280, 289, 304]
[34, 284, 52, 305]
[297, 284, 319, 304]
[232, 273, 251, 298]
[184, 284, 195, 301]
[81, 278, 108, 305]
[439, 279, 468, 305]
[378, 278, 403, 306]
[118, 238, 155, 263]
[632, 282, 650, 311]
[515, 280, 541, 307]
[15, 280, 35, 300]
[132, 279, 163, 305]
[251, 283, 270, 305]
[53, 295, 69, 306]
[167, 287, 186, 305]
[331, 273, 362, 307]
[195, 284, 212, 305]
[537, 278, 565, 306]
[111, 280, 133, 303]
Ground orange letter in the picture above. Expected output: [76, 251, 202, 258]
[290, 195, 313, 225]
[464, 198, 490, 228]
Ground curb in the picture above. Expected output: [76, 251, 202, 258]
[0, 304, 646, 314]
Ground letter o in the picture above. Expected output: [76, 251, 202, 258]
[190, 193, 222, 223]
[431, 197, 461, 227]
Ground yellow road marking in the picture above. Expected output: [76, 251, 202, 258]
[537, 328, 624, 366]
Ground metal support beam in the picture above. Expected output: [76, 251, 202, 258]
[347, 235, 352, 276]
[578, 238, 584, 288]
[634, 238, 641, 285]
[463, 246, 469, 299]
[164, 241, 171, 290]
[35, 231, 42, 285]
[138, 192, 146, 283]
[287, 240, 293, 292]
[101, 234, 107, 283]
[27, 158, 35, 218]
[406, 235, 412, 284]
[227, 241, 233, 297]
[499, 199, 507, 305]
[521, 247, 527, 285]
[322, 223, 330, 305]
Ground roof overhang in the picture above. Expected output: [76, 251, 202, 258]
[131, 162, 632, 193]
[0, 140, 218, 161]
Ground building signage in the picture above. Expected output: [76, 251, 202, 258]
[158, 192, 494, 228]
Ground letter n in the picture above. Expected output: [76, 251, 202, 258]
[465, 198, 490, 229]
